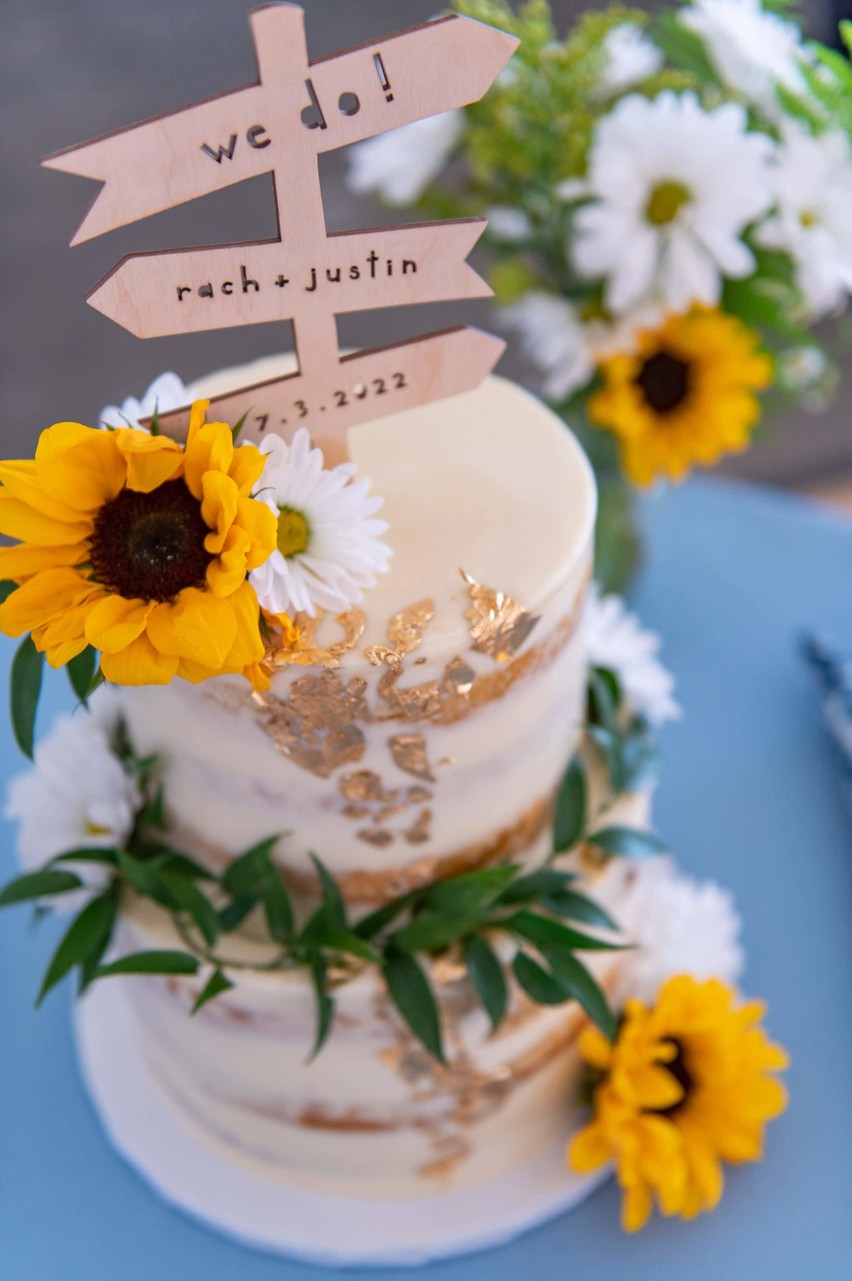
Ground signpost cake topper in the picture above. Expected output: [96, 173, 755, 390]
[44, 3, 519, 464]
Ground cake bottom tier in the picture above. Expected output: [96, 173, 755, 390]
[118, 852, 649, 1199]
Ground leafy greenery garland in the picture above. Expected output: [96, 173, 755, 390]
[0, 665, 665, 1061]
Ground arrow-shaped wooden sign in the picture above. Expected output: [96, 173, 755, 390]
[44, 3, 519, 463]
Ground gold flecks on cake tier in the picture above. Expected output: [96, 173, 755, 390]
[460, 569, 541, 662]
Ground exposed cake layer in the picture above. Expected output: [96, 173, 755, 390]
[115, 363, 596, 900]
[119, 828, 651, 1199]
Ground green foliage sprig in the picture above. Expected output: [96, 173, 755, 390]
[0, 666, 665, 1060]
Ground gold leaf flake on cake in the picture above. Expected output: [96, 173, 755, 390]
[403, 807, 432, 844]
[356, 828, 395, 848]
[443, 656, 476, 696]
[269, 608, 366, 669]
[460, 569, 540, 662]
[388, 732, 435, 782]
[339, 770, 399, 804]
[255, 671, 369, 777]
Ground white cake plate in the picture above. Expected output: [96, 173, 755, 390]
[74, 981, 609, 1269]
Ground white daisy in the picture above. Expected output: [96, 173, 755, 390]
[4, 712, 141, 914]
[584, 585, 681, 727]
[347, 110, 462, 206]
[251, 430, 391, 618]
[502, 292, 662, 401]
[681, 0, 807, 116]
[598, 23, 664, 97]
[757, 125, 852, 321]
[98, 370, 188, 431]
[486, 206, 533, 244]
[613, 858, 745, 1005]
[572, 91, 774, 313]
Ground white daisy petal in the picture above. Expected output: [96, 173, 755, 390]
[584, 584, 680, 727]
[347, 111, 462, 206]
[572, 91, 773, 315]
[611, 858, 745, 1005]
[98, 371, 189, 432]
[4, 704, 141, 916]
[251, 429, 391, 618]
[681, 0, 807, 117]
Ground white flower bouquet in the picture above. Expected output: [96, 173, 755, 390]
[350, 0, 852, 588]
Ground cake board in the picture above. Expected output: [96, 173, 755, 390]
[74, 979, 606, 1269]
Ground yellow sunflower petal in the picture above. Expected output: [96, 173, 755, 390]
[84, 594, 153, 653]
[35, 422, 126, 512]
[34, 590, 106, 666]
[220, 580, 265, 667]
[578, 1025, 615, 1072]
[147, 587, 237, 668]
[568, 1123, 613, 1174]
[114, 429, 185, 493]
[0, 492, 92, 546]
[0, 567, 93, 637]
[0, 460, 90, 524]
[100, 632, 179, 685]
[0, 541, 90, 581]
[183, 420, 234, 499]
[621, 1179, 654, 1233]
[200, 469, 239, 553]
[229, 442, 268, 496]
[236, 494, 278, 569]
[206, 525, 251, 598]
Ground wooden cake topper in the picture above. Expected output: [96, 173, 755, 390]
[44, 3, 519, 463]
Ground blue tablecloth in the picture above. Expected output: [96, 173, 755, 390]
[2, 477, 851, 1281]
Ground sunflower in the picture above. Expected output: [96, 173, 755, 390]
[589, 307, 772, 486]
[0, 401, 278, 687]
[568, 974, 788, 1232]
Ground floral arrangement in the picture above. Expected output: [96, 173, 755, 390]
[349, 0, 852, 587]
[0, 398, 391, 754]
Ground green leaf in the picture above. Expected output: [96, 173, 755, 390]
[653, 9, 720, 82]
[218, 895, 259, 932]
[309, 928, 378, 963]
[138, 786, 166, 831]
[0, 868, 83, 908]
[0, 580, 18, 603]
[37, 893, 118, 1005]
[10, 635, 44, 759]
[588, 826, 667, 859]
[149, 402, 161, 436]
[66, 646, 98, 705]
[553, 755, 587, 851]
[512, 952, 570, 1005]
[424, 864, 518, 916]
[160, 870, 220, 947]
[307, 954, 335, 1061]
[262, 873, 295, 945]
[231, 411, 249, 444]
[392, 912, 482, 954]
[191, 967, 234, 1014]
[310, 854, 347, 929]
[383, 949, 445, 1062]
[95, 950, 199, 978]
[50, 848, 119, 866]
[115, 850, 175, 906]
[222, 836, 280, 898]
[507, 909, 623, 953]
[353, 895, 413, 940]
[543, 889, 617, 931]
[588, 668, 620, 732]
[497, 867, 576, 906]
[463, 934, 508, 1031]
[540, 944, 616, 1040]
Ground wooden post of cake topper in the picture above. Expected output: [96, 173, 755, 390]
[43, 3, 519, 464]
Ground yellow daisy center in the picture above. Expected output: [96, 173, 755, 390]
[276, 506, 310, 558]
[646, 180, 691, 226]
[89, 480, 212, 602]
[636, 349, 692, 414]
[799, 209, 819, 228]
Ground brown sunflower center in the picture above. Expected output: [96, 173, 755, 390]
[656, 1038, 694, 1117]
[89, 480, 212, 602]
[636, 350, 691, 415]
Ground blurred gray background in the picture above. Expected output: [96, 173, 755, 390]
[2, 0, 849, 490]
